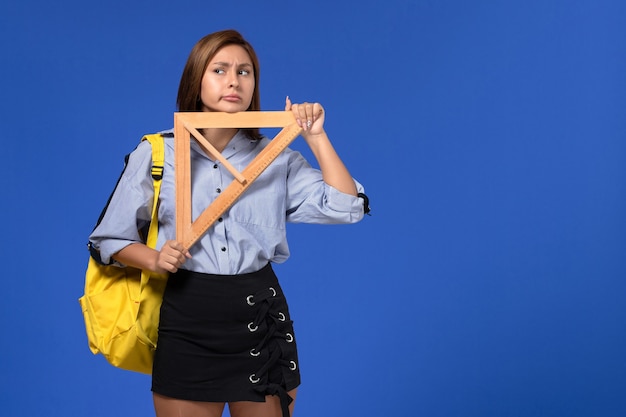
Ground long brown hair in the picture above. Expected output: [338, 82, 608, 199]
[177, 30, 261, 139]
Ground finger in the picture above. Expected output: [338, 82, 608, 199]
[174, 249, 189, 265]
[158, 256, 178, 274]
[313, 103, 324, 121]
[304, 103, 316, 130]
[165, 254, 186, 272]
[168, 240, 190, 256]
[290, 103, 303, 127]
[295, 102, 311, 130]
[165, 240, 180, 251]
[285, 96, 291, 111]
[163, 262, 177, 273]
[296, 102, 307, 118]
[162, 244, 188, 265]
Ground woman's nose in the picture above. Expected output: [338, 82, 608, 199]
[228, 73, 239, 88]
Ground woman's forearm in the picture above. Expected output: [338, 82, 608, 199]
[112, 243, 161, 272]
[305, 131, 357, 196]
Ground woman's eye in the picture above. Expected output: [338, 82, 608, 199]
[214, 68, 225, 74]
[239, 69, 250, 76]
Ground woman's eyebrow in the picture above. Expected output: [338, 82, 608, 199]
[211, 62, 253, 68]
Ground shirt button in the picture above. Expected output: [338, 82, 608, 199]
[221, 247, 226, 252]
[216, 188, 221, 193]
[218, 217, 223, 222]
[213, 164, 218, 169]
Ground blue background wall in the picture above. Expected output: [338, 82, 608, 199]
[1, 1, 625, 416]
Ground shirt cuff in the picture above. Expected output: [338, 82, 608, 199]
[325, 180, 366, 216]
[91, 239, 135, 267]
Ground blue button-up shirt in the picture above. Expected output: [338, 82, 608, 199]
[89, 130, 366, 275]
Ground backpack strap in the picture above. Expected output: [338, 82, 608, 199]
[141, 134, 165, 250]
[88, 134, 165, 263]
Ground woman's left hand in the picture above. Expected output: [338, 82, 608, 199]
[285, 96, 325, 136]
[284, 96, 357, 196]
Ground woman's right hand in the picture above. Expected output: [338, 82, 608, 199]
[156, 240, 192, 273]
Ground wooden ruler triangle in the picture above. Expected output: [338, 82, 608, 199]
[174, 111, 302, 249]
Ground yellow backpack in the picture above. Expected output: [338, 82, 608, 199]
[79, 134, 168, 374]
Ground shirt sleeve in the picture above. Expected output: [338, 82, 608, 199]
[284, 148, 366, 224]
[88, 141, 154, 265]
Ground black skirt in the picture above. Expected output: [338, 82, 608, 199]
[152, 263, 300, 414]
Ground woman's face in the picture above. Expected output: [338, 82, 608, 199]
[200, 44, 255, 113]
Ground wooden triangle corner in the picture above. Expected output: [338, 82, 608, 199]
[174, 111, 302, 249]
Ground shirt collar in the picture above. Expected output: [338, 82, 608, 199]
[188, 129, 254, 161]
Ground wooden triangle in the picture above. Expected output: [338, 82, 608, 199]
[174, 111, 302, 249]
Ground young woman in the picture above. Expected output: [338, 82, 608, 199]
[89, 29, 368, 417]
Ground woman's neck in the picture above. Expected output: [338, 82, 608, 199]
[199, 127, 238, 154]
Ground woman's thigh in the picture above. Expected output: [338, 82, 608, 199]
[153, 393, 226, 417]
[228, 388, 297, 417]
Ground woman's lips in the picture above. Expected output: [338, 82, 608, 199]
[222, 95, 241, 102]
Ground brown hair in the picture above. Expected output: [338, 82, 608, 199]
[177, 29, 261, 139]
